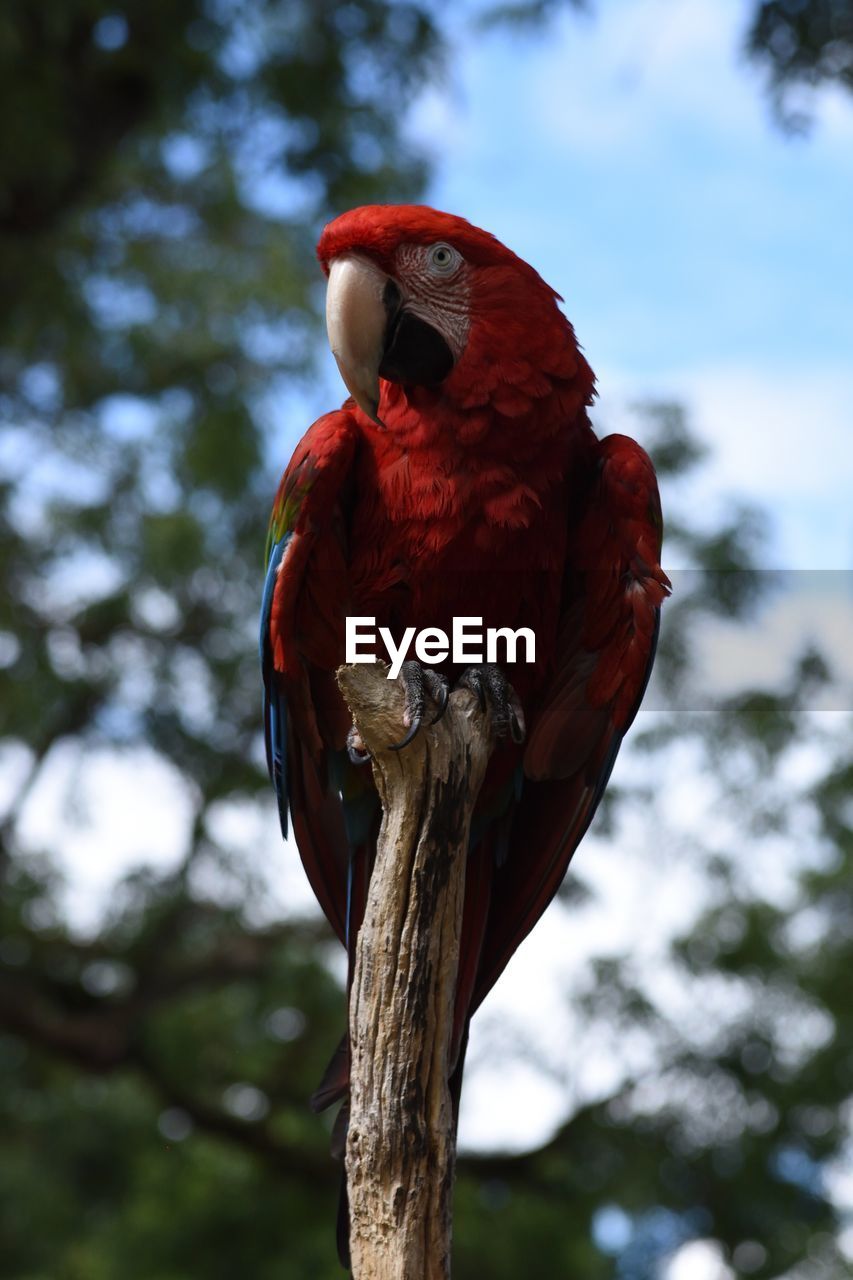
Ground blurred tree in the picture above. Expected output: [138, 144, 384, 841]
[0, 2, 851, 1280]
[0, 2, 442, 1275]
[746, 0, 853, 128]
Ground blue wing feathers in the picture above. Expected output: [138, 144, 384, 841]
[260, 534, 291, 837]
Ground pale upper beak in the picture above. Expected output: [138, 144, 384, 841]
[325, 254, 391, 427]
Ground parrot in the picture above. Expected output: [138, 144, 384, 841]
[260, 204, 670, 1262]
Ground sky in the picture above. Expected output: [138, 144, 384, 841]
[12, 6, 853, 1271]
[410, 0, 853, 574]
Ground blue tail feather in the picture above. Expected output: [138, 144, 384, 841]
[260, 534, 291, 837]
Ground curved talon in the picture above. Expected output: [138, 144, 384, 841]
[388, 661, 450, 751]
[428, 678, 450, 725]
[347, 726, 372, 766]
[389, 717, 422, 752]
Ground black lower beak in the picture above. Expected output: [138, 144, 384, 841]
[378, 284, 454, 387]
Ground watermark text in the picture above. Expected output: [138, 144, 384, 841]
[345, 616, 536, 679]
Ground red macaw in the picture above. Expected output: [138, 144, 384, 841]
[260, 205, 669, 1258]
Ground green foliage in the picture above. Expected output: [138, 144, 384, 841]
[746, 0, 853, 128]
[0, 2, 851, 1279]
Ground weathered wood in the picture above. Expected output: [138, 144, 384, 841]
[336, 662, 497, 1280]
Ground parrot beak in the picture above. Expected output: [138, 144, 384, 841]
[325, 255, 393, 427]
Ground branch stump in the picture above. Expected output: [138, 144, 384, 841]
[335, 662, 498, 1280]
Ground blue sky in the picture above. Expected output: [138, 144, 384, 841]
[406, 0, 853, 572]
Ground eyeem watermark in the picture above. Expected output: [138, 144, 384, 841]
[346, 617, 536, 679]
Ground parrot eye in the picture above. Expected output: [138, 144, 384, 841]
[426, 242, 461, 275]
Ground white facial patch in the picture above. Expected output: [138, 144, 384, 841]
[395, 242, 471, 360]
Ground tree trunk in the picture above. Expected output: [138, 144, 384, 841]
[336, 662, 497, 1280]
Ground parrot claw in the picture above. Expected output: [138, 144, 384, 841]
[389, 661, 450, 751]
[346, 725, 372, 766]
[429, 674, 450, 725]
[457, 664, 526, 744]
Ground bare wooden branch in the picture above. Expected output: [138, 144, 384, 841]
[336, 662, 498, 1280]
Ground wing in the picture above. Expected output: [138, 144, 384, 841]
[260, 408, 368, 945]
[474, 433, 671, 1003]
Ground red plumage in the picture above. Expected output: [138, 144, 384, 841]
[261, 205, 669, 1245]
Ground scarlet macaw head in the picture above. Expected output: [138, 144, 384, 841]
[317, 204, 592, 427]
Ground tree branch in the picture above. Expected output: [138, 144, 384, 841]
[0, 969, 332, 1183]
[336, 663, 498, 1280]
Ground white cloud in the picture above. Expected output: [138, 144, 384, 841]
[17, 743, 195, 933]
[654, 366, 852, 513]
[695, 587, 853, 704]
[598, 364, 853, 570]
[664, 1239, 733, 1280]
[530, 0, 766, 153]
